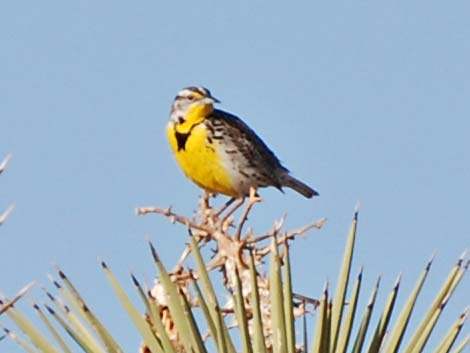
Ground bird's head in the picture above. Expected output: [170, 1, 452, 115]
[169, 86, 220, 128]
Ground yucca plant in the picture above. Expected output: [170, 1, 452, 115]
[1, 188, 468, 353]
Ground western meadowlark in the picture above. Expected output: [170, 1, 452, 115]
[167, 86, 319, 199]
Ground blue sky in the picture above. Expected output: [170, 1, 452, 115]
[1, 1, 469, 352]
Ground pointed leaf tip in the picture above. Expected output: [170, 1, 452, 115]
[459, 307, 469, 322]
[19, 281, 35, 295]
[148, 241, 159, 262]
[45, 305, 55, 315]
[323, 280, 329, 293]
[131, 273, 140, 287]
[46, 291, 55, 301]
[426, 254, 435, 271]
[439, 300, 448, 311]
[358, 266, 364, 279]
[457, 250, 468, 265]
[394, 273, 402, 288]
[354, 202, 360, 219]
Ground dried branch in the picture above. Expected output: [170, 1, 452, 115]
[255, 218, 327, 258]
[138, 191, 325, 348]
[173, 230, 210, 271]
[292, 293, 320, 308]
[246, 215, 286, 244]
[278, 218, 327, 243]
[136, 206, 212, 233]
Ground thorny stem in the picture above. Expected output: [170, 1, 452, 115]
[136, 206, 212, 234]
[245, 215, 286, 243]
[174, 230, 209, 271]
[255, 218, 327, 258]
[279, 218, 327, 241]
[136, 200, 325, 267]
[136, 193, 325, 353]
[293, 293, 321, 308]
[247, 218, 326, 245]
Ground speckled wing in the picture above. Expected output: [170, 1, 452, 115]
[206, 109, 288, 190]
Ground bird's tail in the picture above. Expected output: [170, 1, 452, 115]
[280, 174, 319, 199]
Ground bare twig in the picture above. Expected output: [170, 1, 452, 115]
[175, 245, 193, 271]
[136, 206, 212, 233]
[292, 293, 320, 308]
[278, 218, 327, 244]
[255, 218, 327, 258]
[246, 215, 286, 244]
[140, 191, 326, 346]
[174, 230, 210, 270]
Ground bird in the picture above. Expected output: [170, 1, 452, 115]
[166, 86, 319, 200]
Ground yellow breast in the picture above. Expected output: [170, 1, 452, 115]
[167, 122, 238, 197]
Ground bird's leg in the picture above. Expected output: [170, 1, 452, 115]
[220, 197, 245, 225]
[201, 190, 212, 210]
[214, 197, 236, 217]
[235, 187, 261, 240]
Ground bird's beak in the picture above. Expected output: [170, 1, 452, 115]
[199, 96, 220, 104]
[202, 96, 220, 105]
[210, 96, 221, 104]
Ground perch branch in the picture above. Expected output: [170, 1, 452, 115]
[136, 206, 212, 233]
[255, 218, 327, 258]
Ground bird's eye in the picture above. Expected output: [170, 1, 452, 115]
[187, 95, 195, 101]
[178, 116, 185, 124]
